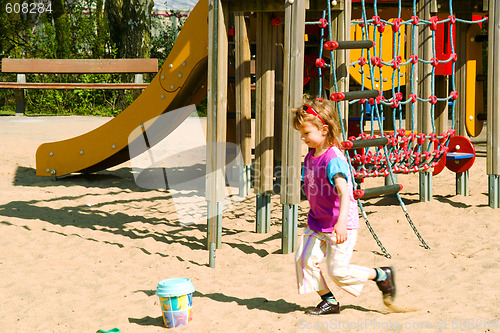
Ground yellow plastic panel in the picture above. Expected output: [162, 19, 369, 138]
[465, 24, 484, 137]
[349, 18, 406, 91]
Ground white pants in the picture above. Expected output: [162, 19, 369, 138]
[295, 227, 372, 296]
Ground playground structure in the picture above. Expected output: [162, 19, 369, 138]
[30, 0, 500, 266]
[207, 0, 500, 264]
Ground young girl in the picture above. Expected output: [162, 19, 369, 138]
[292, 97, 396, 315]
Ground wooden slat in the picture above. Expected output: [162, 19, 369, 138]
[255, 12, 275, 194]
[331, 1, 352, 130]
[405, 22, 417, 130]
[234, 13, 252, 166]
[207, 0, 229, 252]
[434, 76, 448, 135]
[488, 0, 500, 175]
[0, 82, 149, 89]
[417, 0, 435, 202]
[280, 0, 305, 255]
[454, 16, 471, 137]
[250, 60, 255, 74]
[281, 0, 305, 205]
[273, 18, 284, 164]
[223, 0, 326, 12]
[1, 58, 158, 74]
[417, 0, 433, 137]
[255, 13, 262, 192]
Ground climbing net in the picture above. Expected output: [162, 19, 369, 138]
[312, 0, 487, 257]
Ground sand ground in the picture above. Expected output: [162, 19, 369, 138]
[0, 115, 499, 333]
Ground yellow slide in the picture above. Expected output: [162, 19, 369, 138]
[36, 0, 208, 177]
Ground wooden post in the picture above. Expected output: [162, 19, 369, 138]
[406, 15, 418, 131]
[431, 0, 448, 136]
[434, 76, 448, 135]
[455, 15, 471, 137]
[331, 0, 352, 130]
[417, 0, 433, 202]
[207, 0, 229, 266]
[274, 14, 285, 176]
[488, 0, 500, 208]
[281, 0, 305, 254]
[454, 13, 472, 196]
[255, 12, 275, 233]
[235, 12, 252, 197]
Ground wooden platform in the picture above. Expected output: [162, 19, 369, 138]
[221, 0, 488, 13]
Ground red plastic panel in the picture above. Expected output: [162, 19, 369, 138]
[434, 19, 456, 76]
[445, 136, 476, 173]
[432, 153, 447, 176]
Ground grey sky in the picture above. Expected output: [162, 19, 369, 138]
[153, 0, 197, 11]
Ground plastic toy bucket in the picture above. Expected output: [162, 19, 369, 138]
[156, 278, 195, 328]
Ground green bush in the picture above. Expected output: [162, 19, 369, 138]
[0, 1, 188, 117]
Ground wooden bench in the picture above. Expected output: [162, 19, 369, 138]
[0, 58, 158, 115]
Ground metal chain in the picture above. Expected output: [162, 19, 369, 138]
[359, 204, 392, 258]
[404, 212, 431, 249]
[394, 191, 431, 249]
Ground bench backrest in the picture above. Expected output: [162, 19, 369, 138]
[1, 58, 158, 74]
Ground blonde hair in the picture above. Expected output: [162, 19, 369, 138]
[291, 95, 343, 148]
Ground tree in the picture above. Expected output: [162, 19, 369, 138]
[93, 0, 107, 57]
[0, 0, 40, 57]
[105, 0, 154, 58]
[51, 0, 71, 58]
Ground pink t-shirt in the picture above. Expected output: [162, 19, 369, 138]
[303, 146, 359, 232]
